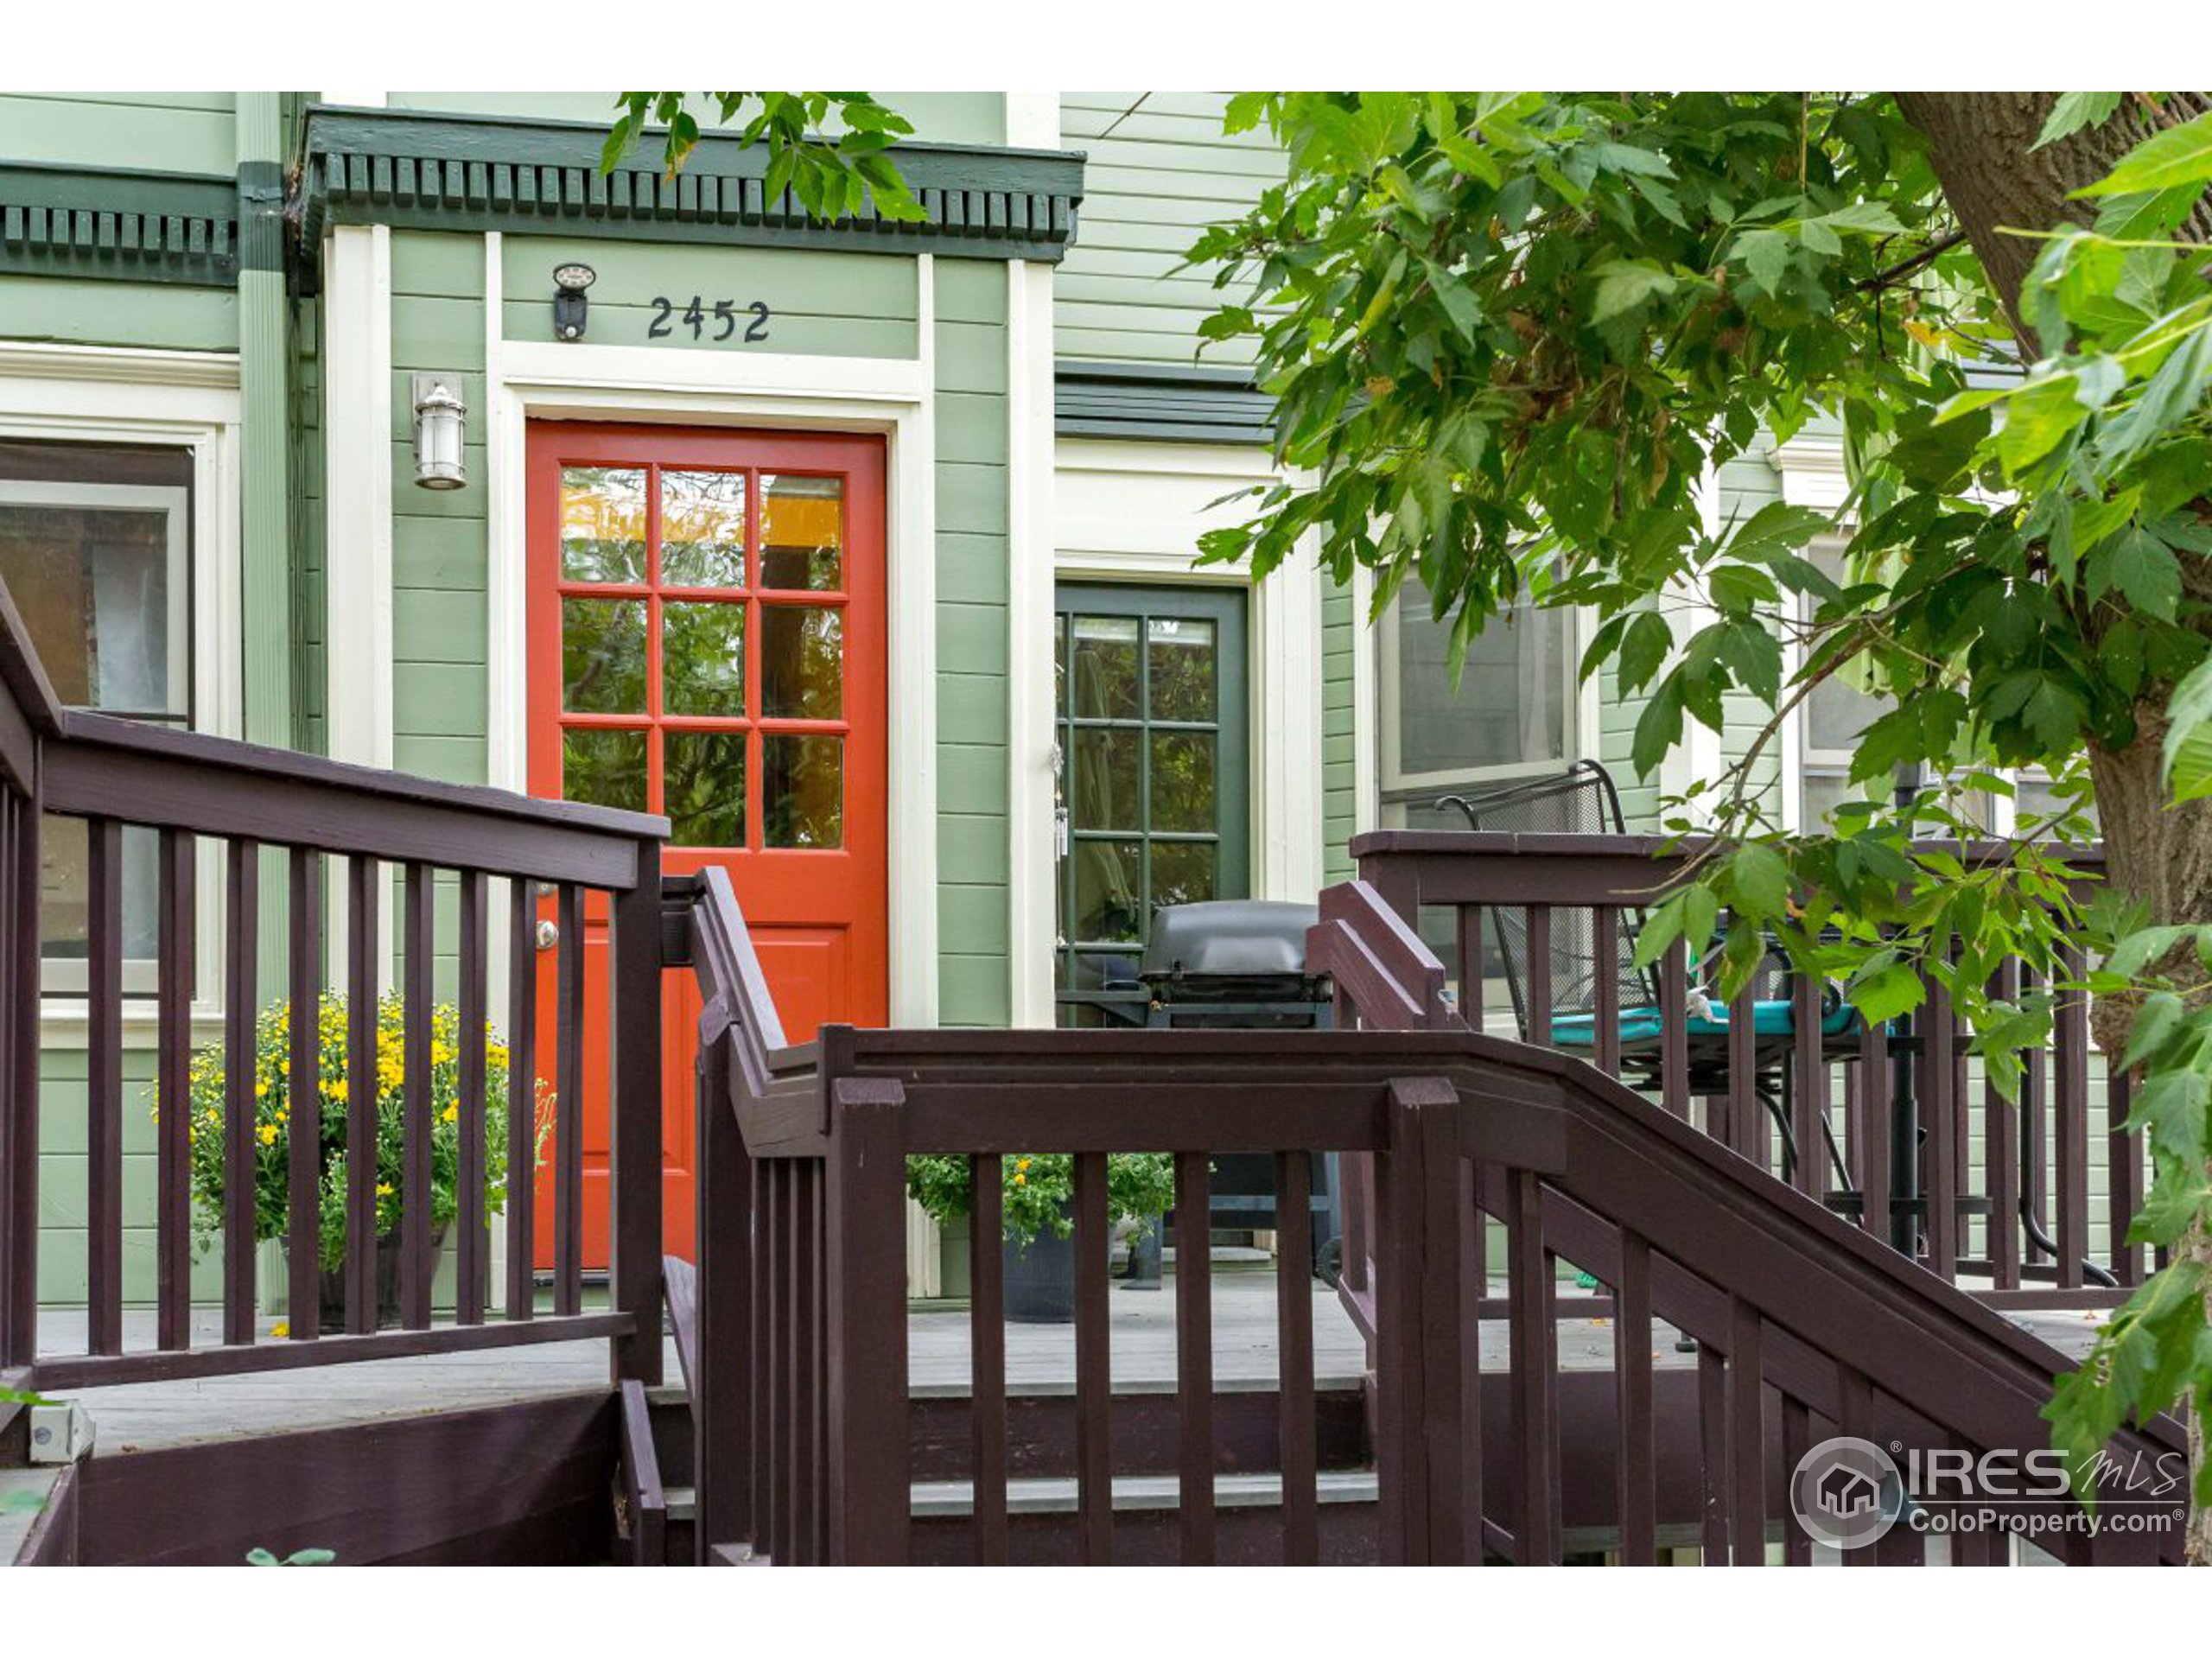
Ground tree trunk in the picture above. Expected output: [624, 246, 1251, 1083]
[1897, 91, 2212, 1567]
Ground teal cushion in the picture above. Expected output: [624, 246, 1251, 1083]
[1548, 998, 1859, 1049]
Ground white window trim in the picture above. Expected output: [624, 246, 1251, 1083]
[0, 340, 245, 1045]
[482, 235, 940, 1028]
[1033, 438, 1325, 1022]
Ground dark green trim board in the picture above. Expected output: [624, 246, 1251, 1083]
[1055, 360, 1274, 446]
[294, 106, 1086, 270]
[0, 161, 238, 285]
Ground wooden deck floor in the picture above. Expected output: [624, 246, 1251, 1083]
[35, 1269, 2107, 1458]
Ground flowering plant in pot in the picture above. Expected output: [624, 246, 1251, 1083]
[159, 992, 546, 1328]
[906, 1152, 1177, 1322]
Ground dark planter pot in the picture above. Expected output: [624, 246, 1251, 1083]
[315, 1227, 445, 1331]
[1003, 1224, 1077, 1325]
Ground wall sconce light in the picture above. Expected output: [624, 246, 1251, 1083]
[553, 263, 595, 341]
[410, 373, 467, 491]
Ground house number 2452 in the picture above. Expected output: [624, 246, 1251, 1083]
[648, 296, 772, 344]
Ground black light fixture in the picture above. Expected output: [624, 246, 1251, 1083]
[552, 263, 595, 341]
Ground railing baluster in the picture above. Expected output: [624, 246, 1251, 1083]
[823, 1076, 908, 1565]
[2021, 964, 2049, 1266]
[344, 855, 378, 1334]
[287, 848, 321, 1338]
[2108, 1067, 2142, 1286]
[1523, 906, 1552, 1046]
[455, 868, 486, 1325]
[1505, 1166, 1558, 1564]
[1728, 1299, 1764, 1566]
[968, 1152, 1007, 1565]
[1073, 1148, 1113, 1565]
[1781, 1395, 1813, 1566]
[505, 878, 536, 1322]
[86, 817, 124, 1356]
[1174, 1148, 1215, 1564]
[1988, 963, 2020, 1291]
[1593, 906, 1622, 1078]
[608, 853, 664, 1382]
[695, 1023, 753, 1559]
[1455, 905, 1485, 1033]
[2054, 943, 2088, 1291]
[765, 1159, 785, 1560]
[400, 861, 434, 1328]
[1922, 972, 1958, 1277]
[155, 827, 194, 1350]
[1857, 1001, 1891, 1248]
[1659, 936, 1689, 1118]
[1698, 1340, 1729, 1564]
[1727, 979, 1759, 1169]
[1274, 1148, 1318, 1567]
[552, 881, 584, 1316]
[1614, 1230, 1656, 1565]
[223, 838, 259, 1345]
[787, 1160, 817, 1564]
[1790, 968, 1825, 1202]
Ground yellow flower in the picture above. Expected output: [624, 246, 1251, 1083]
[1014, 1173, 1027, 1186]
[269, 1321, 289, 1339]
[257, 1123, 278, 1146]
[1015, 1158, 1031, 1173]
[377, 1181, 394, 1197]
[255, 1079, 269, 1097]
[442, 1103, 459, 1124]
[330, 1081, 348, 1102]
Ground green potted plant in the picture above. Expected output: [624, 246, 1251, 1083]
[160, 992, 545, 1330]
[906, 1153, 1176, 1323]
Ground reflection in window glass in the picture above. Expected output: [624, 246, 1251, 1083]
[1149, 732, 1216, 832]
[764, 734, 843, 848]
[1147, 617, 1215, 721]
[1074, 839, 1142, 944]
[563, 728, 648, 814]
[760, 606, 842, 719]
[760, 474, 843, 590]
[561, 598, 648, 713]
[561, 467, 647, 582]
[1069, 615, 1140, 720]
[664, 730, 747, 846]
[1394, 582, 1566, 777]
[1070, 728, 1140, 831]
[662, 601, 746, 715]
[660, 470, 747, 588]
[1151, 841, 1217, 909]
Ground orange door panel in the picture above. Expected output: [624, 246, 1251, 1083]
[524, 423, 889, 1266]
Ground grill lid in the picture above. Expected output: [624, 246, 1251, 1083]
[1139, 899, 1325, 1000]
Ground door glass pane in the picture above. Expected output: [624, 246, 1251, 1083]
[660, 470, 747, 588]
[664, 730, 747, 847]
[0, 504, 180, 715]
[563, 728, 647, 813]
[1074, 840, 1142, 943]
[560, 467, 646, 583]
[1070, 616, 1140, 719]
[760, 606, 843, 719]
[1150, 840, 1217, 909]
[662, 601, 746, 716]
[1070, 729, 1139, 830]
[760, 474, 843, 591]
[1147, 616, 1216, 721]
[764, 734, 844, 849]
[561, 598, 647, 713]
[1149, 732, 1216, 832]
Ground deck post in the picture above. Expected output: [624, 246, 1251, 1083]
[823, 1067, 909, 1565]
[608, 841, 665, 1386]
[1375, 1075, 1472, 1565]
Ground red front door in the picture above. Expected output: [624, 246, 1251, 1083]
[524, 423, 890, 1265]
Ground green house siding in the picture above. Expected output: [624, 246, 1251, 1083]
[933, 257, 1012, 1027]
[1321, 577, 1358, 885]
[385, 92, 1008, 149]
[1057, 92, 1281, 365]
[0, 92, 238, 175]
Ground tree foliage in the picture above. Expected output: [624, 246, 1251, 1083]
[1187, 92, 2212, 1518]
[603, 92, 922, 223]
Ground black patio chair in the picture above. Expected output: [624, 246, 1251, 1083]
[1438, 761, 1854, 1194]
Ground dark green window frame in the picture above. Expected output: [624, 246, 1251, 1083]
[1052, 582, 1249, 1011]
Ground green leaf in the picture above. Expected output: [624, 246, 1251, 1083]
[2161, 654, 2212, 803]
[2123, 991, 2187, 1069]
[2036, 92, 2123, 150]
[1730, 844, 1791, 918]
[1591, 259, 1675, 324]
[1617, 610, 1674, 694]
[2077, 109, 2212, 197]
[2107, 526, 2182, 619]
[1995, 372, 2089, 474]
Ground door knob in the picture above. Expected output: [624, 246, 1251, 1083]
[536, 918, 559, 952]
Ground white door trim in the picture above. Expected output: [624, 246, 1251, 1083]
[484, 251, 940, 1027]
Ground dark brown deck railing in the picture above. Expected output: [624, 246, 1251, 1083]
[1352, 830, 2138, 1314]
[1308, 878, 2185, 1565]
[0, 584, 667, 1392]
[671, 859, 2180, 1565]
